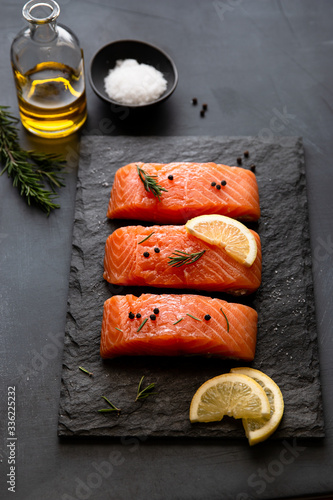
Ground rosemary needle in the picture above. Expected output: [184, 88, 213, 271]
[0, 105, 66, 215]
[173, 318, 184, 325]
[79, 366, 93, 376]
[138, 232, 155, 244]
[186, 313, 202, 322]
[220, 307, 230, 332]
[137, 317, 148, 332]
[136, 376, 156, 401]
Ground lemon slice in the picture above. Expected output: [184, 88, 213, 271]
[231, 367, 284, 446]
[185, 214, 257, 267]
[189, 373, 270, 423]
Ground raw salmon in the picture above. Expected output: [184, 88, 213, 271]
[107, 162, 260, 223]
[100, 294, 258, 360]
[103, 225, 262, 295]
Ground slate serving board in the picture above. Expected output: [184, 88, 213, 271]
[58, 136, 324, 439]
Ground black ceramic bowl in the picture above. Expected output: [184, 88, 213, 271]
[89, 39, 178, 108]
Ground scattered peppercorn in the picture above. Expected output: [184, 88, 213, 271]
[192, 97, 198, 105]
[200, 109, 205, 117]
[244, 150, 249, 158]
[153, 308, 160, 314]
[129, 312, 135, 319]
[216, 184, 221, 190]
[204, 314, 211, 321]
[154, 247, 160, 253]
[150, 314, 156, 321]
[202, 103, 208, 111]
[143, 252, 150, 258]
[250, 164, 256, 172]
[136, 313, 141, 319]
[237, 157, 242, 165]
[221, 180, 227, 186]
[168, 174, 174, 180]
[211, 181, 216, 187]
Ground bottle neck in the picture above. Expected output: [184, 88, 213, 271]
[29, 20, 58, 42]
[23, 0, 60, 42]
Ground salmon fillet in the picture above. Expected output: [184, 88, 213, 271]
[100, 294, 258, 360]
[107, 162, 260, 223]
[103, 225, 262, 295]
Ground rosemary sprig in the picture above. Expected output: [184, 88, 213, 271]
[114, 327, 123, 332]
[168, 250, 206, 268]
[79, 366, 93, 377]
[138, 231, 155, 244]
[0, 105, 66, 215]
[98, 396, 121, 414]
[220, 307, 230, 332]
[136, 164, 167, 201]
[135, 376, 156, 401]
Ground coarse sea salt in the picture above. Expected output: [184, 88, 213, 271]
[104, 59, 167, 106]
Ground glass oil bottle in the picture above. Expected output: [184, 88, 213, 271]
[10, 0, 87, 138]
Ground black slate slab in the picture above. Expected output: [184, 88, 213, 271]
[58, 136, 324, 439]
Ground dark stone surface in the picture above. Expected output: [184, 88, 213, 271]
[58, 135, 324, 439]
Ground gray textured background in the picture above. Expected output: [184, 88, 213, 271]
[1, 1, 333, 499]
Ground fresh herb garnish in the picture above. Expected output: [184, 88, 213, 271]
[137, 317, 148, 332]
[114, 327, 123, 332]
[186, 313, 202, 322]
[98, 396, 121, 414]
[173, 318, 184, 325]
[168, 250, 206, 268]
[138, 232, 155, 244]
[79, 366, 93, 377]
[135, 376, 156, 401]
[137, 164, 168, 201]
[0, 105, 66, 215]
[220, 307, 230, 332]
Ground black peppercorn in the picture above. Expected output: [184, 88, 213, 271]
[192, 97, 198, 105]
[250, 164, 256, 172]
[216, 184, 221, 190]
[168, 174, 174, 180]
[154, 247, 160, 253]
[202, 103, 208, 111]
[136, 313, 141, 319]
[129, 312, 135, 319]
[143, 252, 150, 258]
[244, 150, 249, 158]
[204, 314, 211, 321]
[221, 180, 227, 186]
[200, 109, 205, 117]
[237, 157, 242, 165]
[150, 314, 156, 321]
[211, 181, 216, 187]
[153, 308, 159, 314]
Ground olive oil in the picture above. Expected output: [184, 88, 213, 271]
[13, 61, 87, 138]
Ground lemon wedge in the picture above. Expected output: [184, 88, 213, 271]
[189, 372, 270, 423]
[231, 367, 284, 446]
[185, 214, 257, 267]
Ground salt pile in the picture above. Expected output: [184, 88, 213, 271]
[104, 59, 167, 106]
